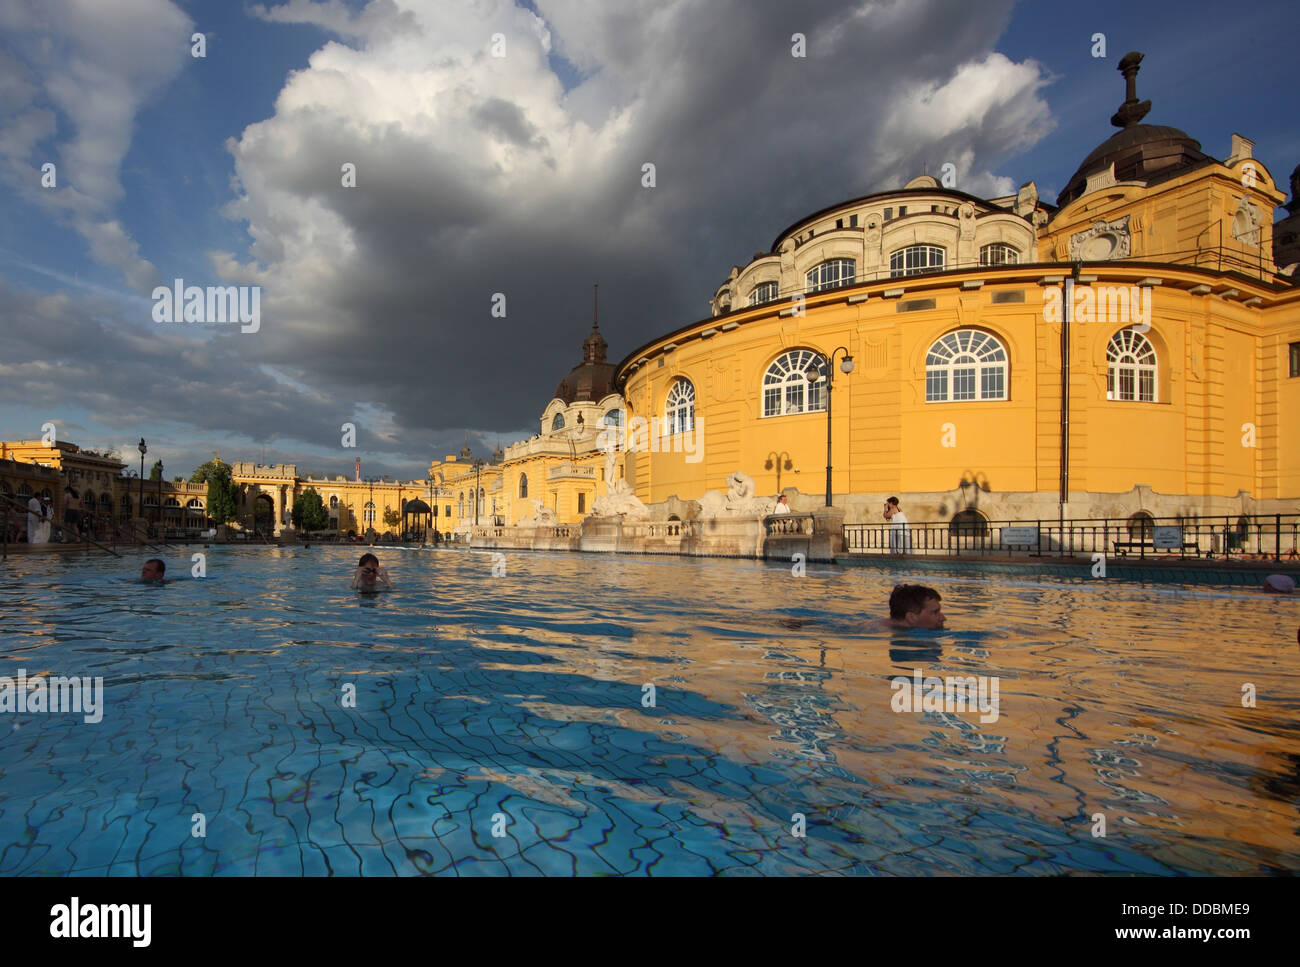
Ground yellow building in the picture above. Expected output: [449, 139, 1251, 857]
[501, 52, 1298, 530]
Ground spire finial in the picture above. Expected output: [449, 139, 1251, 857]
[1111, 51, 1151, 129]
[593, 282, 599, 330]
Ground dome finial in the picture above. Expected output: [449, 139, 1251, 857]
[1111, 51, 1152, 129]
[592, 282, 599, 331]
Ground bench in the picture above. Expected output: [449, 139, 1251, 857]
[1112, 540, 1200, 557]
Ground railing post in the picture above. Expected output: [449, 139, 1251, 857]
[1036, 521, 1041, 557]
[1275, 514, 1281, 562]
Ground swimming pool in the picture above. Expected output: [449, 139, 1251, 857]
[1, 546, 1296, 875]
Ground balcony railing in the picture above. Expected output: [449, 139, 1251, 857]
[547, 463, 596, 480]
[842, 514, 1300, 561]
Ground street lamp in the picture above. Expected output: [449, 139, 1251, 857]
[805, 347, 854, 507]
[157, 460, 164, 529]
[471, 458, 485, 526]
[137, 438, 146, 530]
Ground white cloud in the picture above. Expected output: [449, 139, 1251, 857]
[0, 0, 191, 292]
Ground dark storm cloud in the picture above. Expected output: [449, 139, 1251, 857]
[3, 0, 1054, 473]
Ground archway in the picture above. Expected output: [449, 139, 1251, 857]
[254, 494, 275, 536]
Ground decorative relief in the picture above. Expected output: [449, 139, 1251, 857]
[1232, 196, 1261, 247]
[1069, 216, 1131, 261]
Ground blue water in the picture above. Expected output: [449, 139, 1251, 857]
[1, 545, 1296, 875]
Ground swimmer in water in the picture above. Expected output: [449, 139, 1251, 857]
[880, 584, 946, 629]
[351, 552, 393, 592]
[140, 558, 169, 583]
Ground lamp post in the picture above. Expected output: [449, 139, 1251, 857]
[472, 458, 485, 526]
[137, 438, 146, 530]
[764, 450, 793, 494]
[805, 347, 854, 507]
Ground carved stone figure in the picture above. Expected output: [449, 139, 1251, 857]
[518, 497, 558, 526]
[697, 470, 777, 518]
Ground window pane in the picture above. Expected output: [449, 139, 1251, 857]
[926, 370, 947, 401]
[953, 367, 975, 400]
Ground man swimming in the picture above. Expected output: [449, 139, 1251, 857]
[883, 584, 945, 629]
[140, 558, 168, 582]
[351, 552, 393, 592]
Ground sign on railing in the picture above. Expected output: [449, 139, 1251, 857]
[1000, 526, 1039, 546]
[1152, 526, 1183, 549]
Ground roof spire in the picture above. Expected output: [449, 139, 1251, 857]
[1111, 51, 1152, 129]
[592, 282, 599, 331]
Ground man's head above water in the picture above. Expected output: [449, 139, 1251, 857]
[888, 584, 945, 629]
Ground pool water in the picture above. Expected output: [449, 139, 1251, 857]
[1, 546, 1296, 875]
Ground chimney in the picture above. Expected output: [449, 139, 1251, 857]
[355, 457, 361, 481]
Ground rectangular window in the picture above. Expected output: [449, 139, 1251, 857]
[991, 290, 1025, 304]
[850, 214, 858, 227]
[763, 386, 782, 417]
[926, 371, 947, 402]
[982, 368, 1004, 398]
[445, 505, 451, 517]
[785, 382, 805, 414]
[577, 493, 585, 513]
[1139, 370, 1155, 402]
[899, 206, 907, 217]
[884, 207, 892, 220]
[836, 218, 843, 229]
[1291, 342, 1300, 378]
[953, 367, 976, 400]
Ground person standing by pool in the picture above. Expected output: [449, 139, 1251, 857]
[773, 494, 791, 515]
[351, 553, 393, 591]
[26, 494, 51, 544]
[884, 497, 911, 553]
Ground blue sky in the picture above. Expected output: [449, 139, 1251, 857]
[0, 0, 1293, 481]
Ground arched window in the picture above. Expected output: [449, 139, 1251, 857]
[363, 501, 375, 524]
[890, 245, 945, 277]
[120, 495, 131, 514]
[979, 243, 1019, 266]
[458, 493, 465, 517]
[763, 349, 828, 417]
[329, 495, 338, 509]
[925, 329, 1008, 401]
[1107, 329, 1157, 402]
[478, 488, 485, 516]
[665, 379, 695, 434]
[747, 281, 778, 305]
[602, 409, 623, 427]
[806, 259, 855, 293]
[519, 473, 528, 498]
[552, 413, 565, 431]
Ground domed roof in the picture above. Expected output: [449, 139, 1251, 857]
[1057, 52, 1212, 208]
[553, 318, 616, 405]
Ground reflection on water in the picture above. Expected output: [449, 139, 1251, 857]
[0, 546, 1296, 875]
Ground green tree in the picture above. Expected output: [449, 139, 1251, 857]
[383, 507, 401, 532]
[292, 488, 329, 533]
[148, 459, 163, 481]
[190, 459, 229, 485]
[204, 463, 239, 525]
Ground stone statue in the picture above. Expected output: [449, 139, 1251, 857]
[698, 470, 777, 518]
[518, 498, 558, 526]
[591, 451, 649, 518]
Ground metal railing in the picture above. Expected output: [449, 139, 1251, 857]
[842, 514, 1300, 561]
